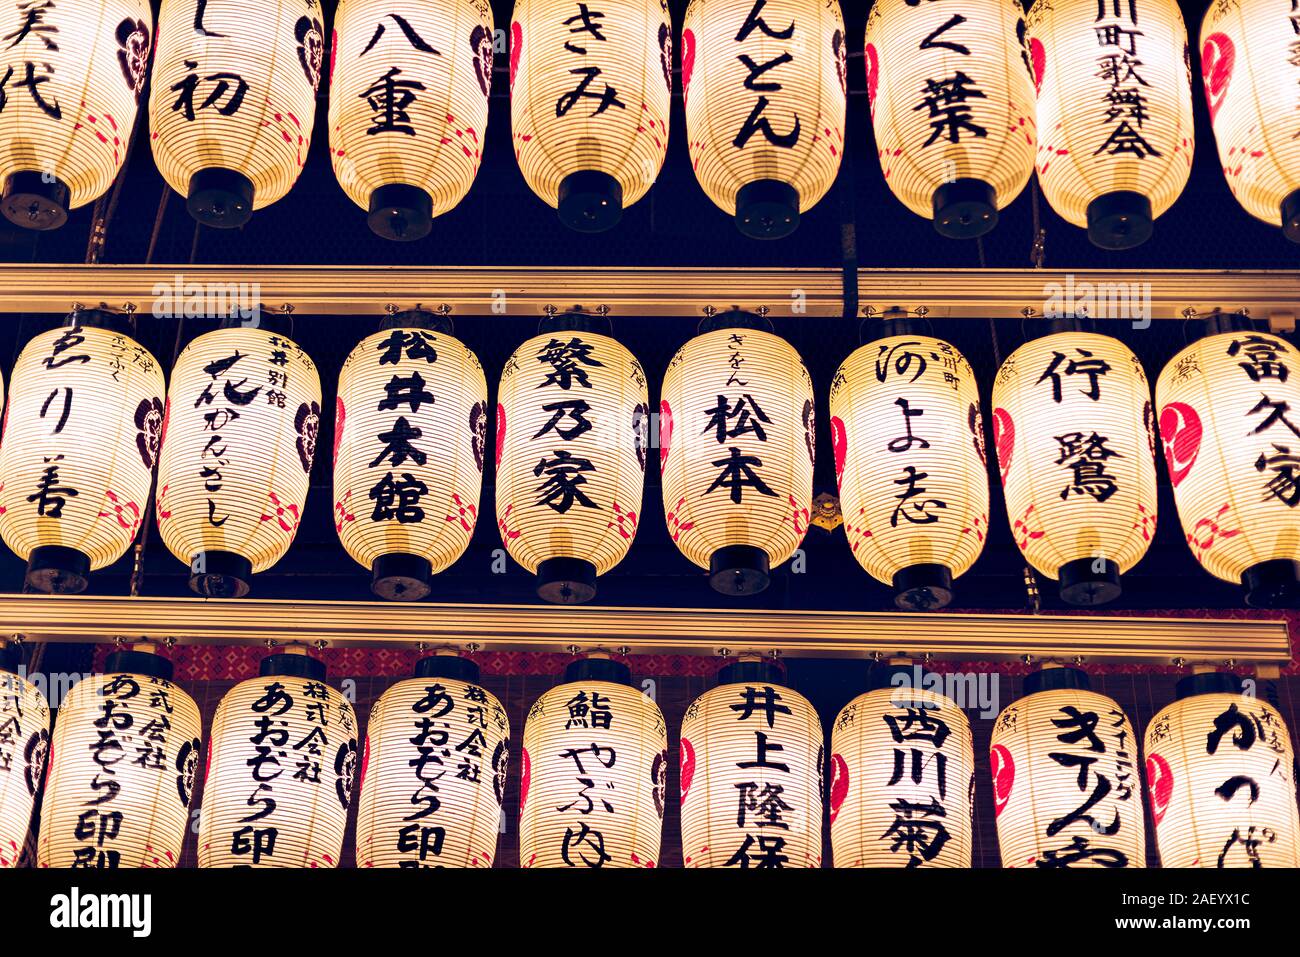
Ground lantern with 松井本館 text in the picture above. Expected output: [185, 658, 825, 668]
[510, 0, 672, 232]
[334, 311, 488, 600]
[38, 645, 201, 868]
[329, 0, 495, 240]
[0, 309, 165, 594]
[519, 656, 667, 867]
[0, 641, 49, 868]
[990, 667, 1145, 868]
[681, 0, 847, 239]
[0, 0, 152, 231]
[199, 649, 358, 868]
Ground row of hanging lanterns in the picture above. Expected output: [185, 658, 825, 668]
[4, 0, 1298, 245]
[7, 641, 1295, 868]
[0, 308, 1298, 611]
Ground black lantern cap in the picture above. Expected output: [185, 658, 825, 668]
[105, 649, 174, 681]
[1175, 671, 1245, 700]
[187, 167, 254, 229]
[735, 179, 799, 239]
[558, 171, 623, 233]
[189, 550, 252, 599]
[539, 309, 613, 337]
[716, 659, 785, 686]
[217, 307, 294, 338]
[698, 308, 774, 335]
[1243, 559, 1300, 608]
[371, 553, 433, 602]
[537, 557, 597, 605]
[261, 651, 327, 681]
[414, 654, 480, 683]
[709, 545, 771, 597]
[1, 170, 69, 231]
[892, 563, 954, 611]
[1282, 189, 1300, 244]
[368, 183, 434, 242]
[25, 545, 90, 595]
[1200, 311, 1258, 339]
[380, 307, 454, 335]
[564, 657, 632, 686]
[1086, 190, 1153, 250]
[868, 661, 932, 692]
[932, 178, 998, 239]
[1029, 315, 1096, 339]
[860, 313, 926, 344]
[67, 305, 135, 336]
[1059, 557, 1121, 606]
[1024, 666, 1091, 696]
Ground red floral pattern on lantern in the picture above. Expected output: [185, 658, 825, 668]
[1012, 504, 1045, 550]
[1201, 32, 1234, 124]
[680, 28, 695, 105]
[332, 395, 345, 469]
[1029, 37, 1045, 96]
[990, 743, 1015, 818]
[960, 512, 988, 543]
[445, 492, 477, 533]
[1145, 752, 1174, 827]
[1132, 502, 1156, 542]
[992, 407, 1015, 486]
[665, 495, 694, 542]
[607, 501, 638, 540]
[98, 490, 141, 536]
[497, 502, 521, 542]
[828, 752, 849, 825]
[658, 399, 673, 469]
[788, 494, 810, 536]
[260, 491, 301, 534]
[155, 483, 171, 522]
[1187, 502, 1241, 561]
[1158, 401, 1201, 488]
[509, 21, 522, 91]
[334, 490, 356, 534]
[844, 505, 872, 553]
[830, 414, 847, 491]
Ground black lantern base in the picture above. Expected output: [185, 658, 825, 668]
[536, 557, 597, 604]
[104, 648, 174, 680]
[371, 553, 432, 602]
[187, 168, 254, 229]
[25, 545, 90, 594]
[368, 183, 433, 241]
[1282, 189, 1300, 244]
[1086, 190, 1153, 250]
[735, 179, 799, 240]
[892, 563, 954, 611]
[558, 170, 623, 233]
[189, 550, 252, 599]
[1, 170, 69, 231]
[1059, 557, 1121, 606]
[1243, 559, 1300, 608]
[932, 178, 997, 239]
[709, 545, 770, 597]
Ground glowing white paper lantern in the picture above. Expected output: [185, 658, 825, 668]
[0, 642, 49, 868]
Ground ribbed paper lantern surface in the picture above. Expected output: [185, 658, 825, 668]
[329, 0, 494, 240]
[38, 651, 201, 868]
[355, 656, 509, 867]
[1026, 0, 1194, 249]
[495, 320, 648, 603]
[199, 654, 358, 868]
[519, 659, 666, 868]
[992, 327, 1157, 604]
[990, 669, 1145, 868]
[1155, 324, 1300, 605]
[511, 0, 671, 232]
[155, 324, 321, 598]
[682, 0, 847, 238]
[679, 664, 822, 867]
[149, 0, 322, 227]
[864, 0, 1036, 237]
[334, 317, 487, 600]
[660, 317, 815, 595]
[1145, 675, 1300, 868]
[0, 316, 165, 594]
[830, 328, 990, 609]
[1200, 0, 1300, 240]
[0, 650, 49, 867]
[0, 0, 151, 230]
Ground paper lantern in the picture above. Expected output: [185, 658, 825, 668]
[829, 663, 975, 868]
[1200, 0, 1300, 241]
[148, 0, 322, 227]
[681, 0, 847, 238]
[519, 657, 666, 868]
[38, 647, 201, 868]
[829, 322, 990, 609]
[334, 311, 487, 600]
[198, 650, 358, 868]
[495, 314, 648, 603]
[990, 667, 1145, 867]
[155, 321, 321, 598]
[0, 0, 151, 230]
[1155, 317, 1300, 606]
[329, 0, 494, 240]
[1026, 0, 1194, 249]
[0, 310, 164, 594]
[1145, 672, 1300, 868]
[992, 323, 1157, 604]
[0, 642, 49, 868]
[355, 654, 509, 867]
[679, 661, 822, 868]
[863, 0, 1036, 237]
[659, 311, 814, 595]
[510, 0, 671, 232]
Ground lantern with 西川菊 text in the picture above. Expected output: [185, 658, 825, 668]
[0, 641, 49, 868]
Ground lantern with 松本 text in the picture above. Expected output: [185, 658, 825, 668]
[1026, 0, 1194, 249]
[199, 649, 358, 868]
[355, 653, 509, 867]
[679, 660, 822, 867]
[334, 311, 488, 600]
[682, 0, 847, 239]
[329, 0, 494, 240]
[495, 313, 648, 603]
[829, 321, 990, 609]
[148, 0, 322, 227]
[511, 0, 672, 232]
[1155, 317, 1300, 606]
[1145, 672, 1300, 868]
[0, 641, 49, 868]
[155, 320, 321, 599]
[519, 656, 667, 867]
[990, 667, 1145, 868]
[0, 0, 152, 230]
[0, 310, 165, 594]
[864, 0, 1036, 237]
[660, 311, 815, 596]
[992, 322, 1158, 604]
[830, 661, 974, 868]
[38, 645, 201, 868]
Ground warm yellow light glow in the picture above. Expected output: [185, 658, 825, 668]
[0, 661, 48, 867]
